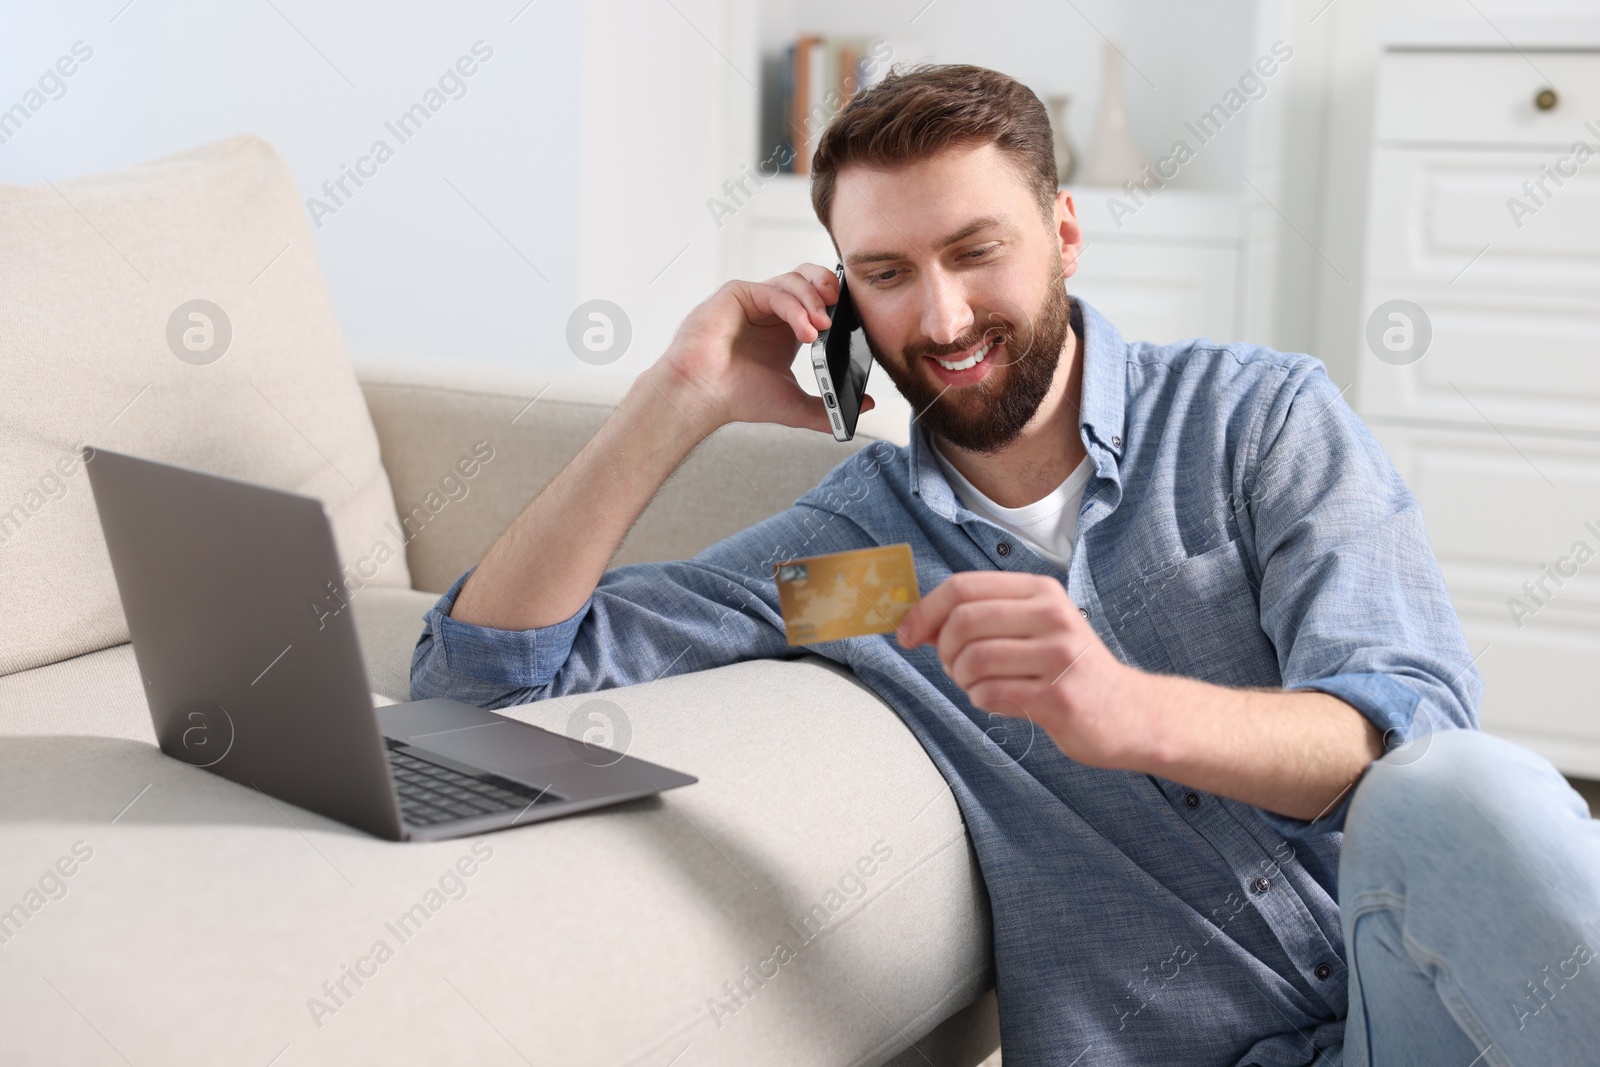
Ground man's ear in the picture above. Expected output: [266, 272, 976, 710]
[1055, 190, 1083, 282]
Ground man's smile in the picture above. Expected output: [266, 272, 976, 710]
[924, 329, 1004, 387]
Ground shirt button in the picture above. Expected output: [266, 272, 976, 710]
[1078, 606, 1089, 618]
[996, 541, 1011, 557]
[1314, 963, 1332, 981]
[1251, 876, 1271, 894]
[1112, 435, 1123, 448]
[1184, 792, 1199, 808]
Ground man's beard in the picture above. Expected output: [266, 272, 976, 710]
[866, 268, 1074, 454]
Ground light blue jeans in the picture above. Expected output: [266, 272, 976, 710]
[1327, 729, 1600, 1067]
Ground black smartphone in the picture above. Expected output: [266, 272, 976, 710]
[810, 263, 872, 442]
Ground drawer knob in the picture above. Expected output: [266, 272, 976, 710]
[1535, 87, 1559, 111]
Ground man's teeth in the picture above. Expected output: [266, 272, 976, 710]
[936, 336, 996, 371]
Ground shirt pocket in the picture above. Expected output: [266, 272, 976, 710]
[1118, 537, 1281, 685]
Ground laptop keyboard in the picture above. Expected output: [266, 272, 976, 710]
[386, 743, 560, 826]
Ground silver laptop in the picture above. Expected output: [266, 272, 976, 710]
[85, 446, 696, 842]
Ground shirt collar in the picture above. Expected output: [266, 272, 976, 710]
[906, 293, 1128, 519]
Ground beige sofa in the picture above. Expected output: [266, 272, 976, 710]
[0, 136, 997, 1064]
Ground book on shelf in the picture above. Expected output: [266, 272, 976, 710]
[772, 35, 893, 176]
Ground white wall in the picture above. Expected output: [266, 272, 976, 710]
[0, 0, 585, 369]
[0, 0, 772, 381]
[8, 0, 1591, 389]
[575, 0, 739, 388]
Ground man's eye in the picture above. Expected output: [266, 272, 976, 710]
[867, 248, 991, 285]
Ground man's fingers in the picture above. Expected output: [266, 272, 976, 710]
[760, 270, 835, 337]
[947, 637, 1068, 691]
[966, 677, 1045, 717]
[934, 596, 1072, 668]
[780, 262, 840, 303]
[754, 285, 824, 343]
[898, 571, 1060, 647]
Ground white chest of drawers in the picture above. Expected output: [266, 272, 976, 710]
[1358, 43, 1600, 775]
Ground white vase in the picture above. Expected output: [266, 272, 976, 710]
[1044, 95, 1077, 185]
[1084, 42, 1149, 187]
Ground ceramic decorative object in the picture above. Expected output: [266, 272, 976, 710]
[1044, 95, 1077, 184]
[1084, 42, 1149, 187]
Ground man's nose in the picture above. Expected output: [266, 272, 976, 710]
[919, 271, 975, 348]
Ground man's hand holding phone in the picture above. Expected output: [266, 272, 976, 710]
[452, 263, 875, 633]
[651, 263, 873, 436]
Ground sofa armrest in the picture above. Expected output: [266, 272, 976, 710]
[356, 358, 877, 594]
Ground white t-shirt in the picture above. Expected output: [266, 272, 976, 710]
[931, 443, 1093, 573]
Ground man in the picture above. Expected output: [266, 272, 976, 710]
[413, 65, 1600, 1066]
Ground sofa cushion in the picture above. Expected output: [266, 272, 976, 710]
[0, 134, 409, 677]
[0, 643, 992, 1066]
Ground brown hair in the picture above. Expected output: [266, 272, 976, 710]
[809, 63, 1058, 235]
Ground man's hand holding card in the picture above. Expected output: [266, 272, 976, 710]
[894, 570, 1153, 772]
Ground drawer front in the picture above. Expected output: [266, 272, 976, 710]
[1369, 422, 1600, 770]
[1377, 50, 1600, 147]
[1453, 600, 1600, 778]
[1370, 422, 1600, 609]
[1363, 149, 1600, 293]
[1354, 286, 1600, 434]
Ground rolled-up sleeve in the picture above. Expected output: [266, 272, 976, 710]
[1244, 363, 1483, 837]
[409, 504, 855, 710]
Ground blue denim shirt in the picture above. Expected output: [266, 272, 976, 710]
[411, 297, 1481, 1067]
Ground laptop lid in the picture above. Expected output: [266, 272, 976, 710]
[85, 446, 403, 840]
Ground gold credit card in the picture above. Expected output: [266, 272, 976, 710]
[774, 543, 920, 645]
